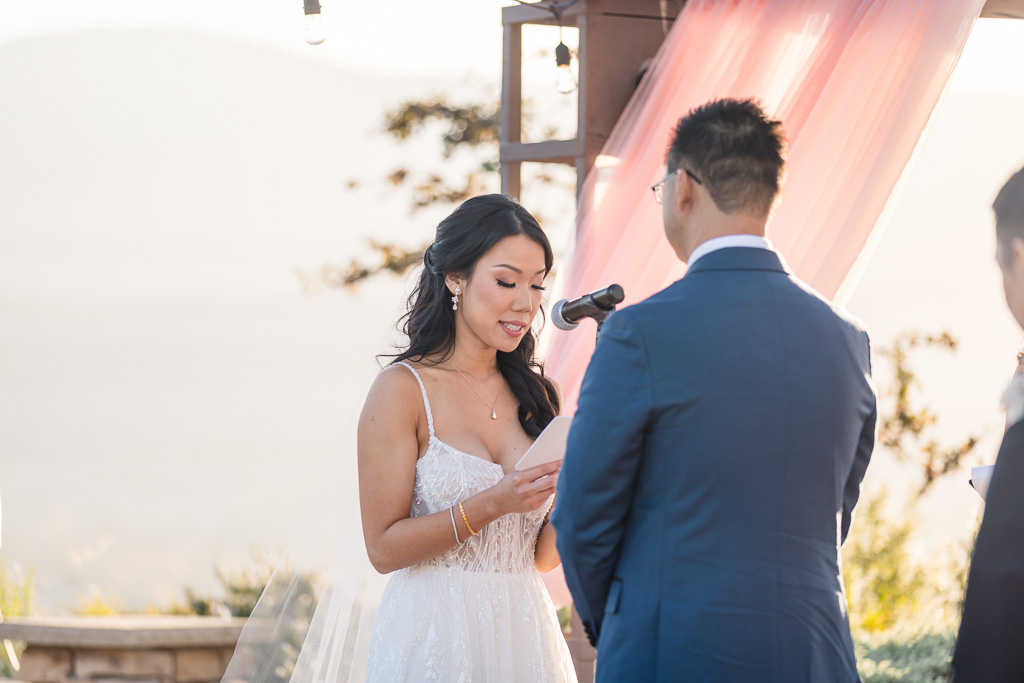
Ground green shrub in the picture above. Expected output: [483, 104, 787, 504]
[855, 625, 956, 682]
[0, 559, 33, 678]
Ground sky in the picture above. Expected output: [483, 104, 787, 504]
[2, 3, 1024, 612]
[0, 1, 510, 79]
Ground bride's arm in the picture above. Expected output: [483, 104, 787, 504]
[534, 516, 560, 572]
[358, 366, 559, 574]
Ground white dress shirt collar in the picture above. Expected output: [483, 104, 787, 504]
[687, 234, 774, 267]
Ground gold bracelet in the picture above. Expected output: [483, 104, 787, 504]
[459, 501, 479, 536]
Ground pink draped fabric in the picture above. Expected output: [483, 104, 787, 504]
[540, 0, 984, 607]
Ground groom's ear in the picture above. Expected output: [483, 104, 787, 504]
[674, 170, 698, 213]
[1007, 236, 1024, 273]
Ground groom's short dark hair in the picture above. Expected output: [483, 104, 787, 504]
[995, 165, 1024, 267]
[666, 98, 786, 217]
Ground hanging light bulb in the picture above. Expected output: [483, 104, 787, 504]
[554, 38, 577, 94]
[303, 0, 325, 45]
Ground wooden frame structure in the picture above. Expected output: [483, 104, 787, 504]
[501, 0, 1024, 203]
[500, 0, 681, 198]
[983, 0, 1024, 18]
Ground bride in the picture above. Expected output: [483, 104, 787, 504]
[358, 194, 577, 682]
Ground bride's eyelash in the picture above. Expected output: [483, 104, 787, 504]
[497, 279, 545, 291]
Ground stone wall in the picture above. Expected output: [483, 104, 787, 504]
[0, 617, 246, 683]
[2, 613, 597, 682]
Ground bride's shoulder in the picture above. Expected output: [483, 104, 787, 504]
[369, 362, 421, 399]
[360, 363, 425, 431]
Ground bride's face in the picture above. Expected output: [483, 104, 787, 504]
[449, 234, 547, 354]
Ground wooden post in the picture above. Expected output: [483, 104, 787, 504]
[501, 20, 522, 198]
[499, 0, 680, 203]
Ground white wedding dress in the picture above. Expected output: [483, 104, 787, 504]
[365, 363, 577, 683]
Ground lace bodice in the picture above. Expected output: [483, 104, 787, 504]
[366, 364, 575, 682]
[397, 362, 552, 574]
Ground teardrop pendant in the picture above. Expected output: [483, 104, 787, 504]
[491, 410, 498, 420]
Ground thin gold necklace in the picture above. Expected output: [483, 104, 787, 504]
[447, 360, 500, 420]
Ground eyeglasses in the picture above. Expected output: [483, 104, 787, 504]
[651, 168, 703, 204]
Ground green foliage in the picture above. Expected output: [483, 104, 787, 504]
[184, 552, 321, 682]
[0, 559, 33, 618]
[303, 96, 504, 290]
[842, 331, 977, 635]
[843, 494, 969, 680]
[0, 559, 33, 678]
[843, 493, 926, 632]
[380, 97, 500, 212]
[855, 626, 957, 683]
[149, 549, 280, 618]
[237, 567, 320, 683]
[74, 585, 123, 615]
[297, 241, 425, 293]
[839, 329, 984, 679]
[313, 93, 578, 290]
[215, 552, 279, 618]
[383, 99, 500, 158]
[877, 331, 980, 494]
[556, 604, 572, 634]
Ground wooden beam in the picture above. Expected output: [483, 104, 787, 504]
[500, 21, 522, 145]
[501, 140, 580, 165]
[502, 161, 522, 198]
[502, 0, 679, 26]
[982, 0, 1024, 17]
[500, 1, 680, 197]
[500, 20, 523, 197]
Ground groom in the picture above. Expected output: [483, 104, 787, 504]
[552, 98, 876, 682]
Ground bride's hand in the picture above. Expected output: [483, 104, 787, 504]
[489, 461, 561, 515]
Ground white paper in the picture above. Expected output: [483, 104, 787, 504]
[514, 416, 573, 470]
[971, 465, 995, 501]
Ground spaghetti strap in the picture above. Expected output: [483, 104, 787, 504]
[393, 362, 435, 438]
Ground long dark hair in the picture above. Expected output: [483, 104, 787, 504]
[384, 194, 559, 438]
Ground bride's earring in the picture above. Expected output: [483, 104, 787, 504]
[451, 286, 460, 311]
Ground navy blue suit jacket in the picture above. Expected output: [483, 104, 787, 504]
[553, 247, 875, 682]
[953, 420, 1024, 682]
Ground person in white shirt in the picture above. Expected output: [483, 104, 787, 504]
[954, 164, 1024, 682]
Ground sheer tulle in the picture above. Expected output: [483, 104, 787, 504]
[221, 372, 388, 683]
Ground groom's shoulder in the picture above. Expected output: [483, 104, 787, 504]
[597, 281, 693, 341]
[787, 274, 868, 335]
[606, 277, 704, 326]
[614, 281, 686, 320]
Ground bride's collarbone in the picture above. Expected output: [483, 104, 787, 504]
[410, 364, 531, 468]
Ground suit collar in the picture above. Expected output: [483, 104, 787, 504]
[688, 235, 773, 266]
[684, 246, 790, 275]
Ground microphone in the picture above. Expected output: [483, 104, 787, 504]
[551, 284, 625, 331]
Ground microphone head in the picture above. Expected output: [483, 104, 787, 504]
[550, 299, 580, 331]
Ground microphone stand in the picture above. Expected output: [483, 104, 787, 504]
[592, 307, 616, 341]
